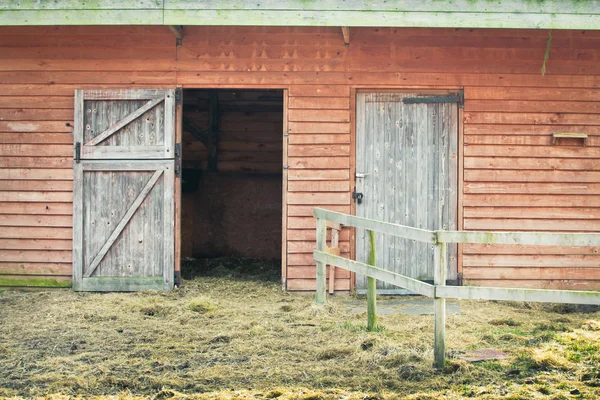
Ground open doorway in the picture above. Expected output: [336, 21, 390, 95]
[180, 89, 284, 281]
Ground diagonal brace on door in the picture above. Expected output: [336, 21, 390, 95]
[83, 170, 163, 278]
[86, 97, 164, 146]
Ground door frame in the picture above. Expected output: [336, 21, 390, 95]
[174, 86, 290, 288]
[350, 87, 465, 291]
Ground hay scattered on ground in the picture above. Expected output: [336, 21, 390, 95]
[0, 258, 599, 399]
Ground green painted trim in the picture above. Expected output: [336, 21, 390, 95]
[1, 0, 600, 29]
[0, 277, 71, 288]
[0, 10, 164, 25]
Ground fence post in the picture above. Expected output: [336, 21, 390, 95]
[315, 217, 327, 305]
[367, 229, 378, 331]
[434, 240, 447, 369]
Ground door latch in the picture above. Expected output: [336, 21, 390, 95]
[352, 187, 363, 204]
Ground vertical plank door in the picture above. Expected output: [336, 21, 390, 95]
[72, 89, 176, 291]
[355, 92, 458, 294]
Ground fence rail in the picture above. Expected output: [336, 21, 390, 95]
[312, 207, 600, 368]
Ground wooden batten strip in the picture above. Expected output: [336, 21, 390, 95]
[83, 170, 163, 278]
[85, 97, 163, 146]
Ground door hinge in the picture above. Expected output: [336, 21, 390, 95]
[403, 91, 464, 108]
[175, 88, 183, 105]
[174, 143, 182, 176]
[74, 142, 81, 164]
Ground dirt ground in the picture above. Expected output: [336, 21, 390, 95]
[1, 258, 599, 399]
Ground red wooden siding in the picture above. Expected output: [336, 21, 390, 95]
[0, 26, 599, 290]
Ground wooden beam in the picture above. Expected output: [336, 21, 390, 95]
[168, 25, 184, 45]
[182, 116, 209, 146]
[341, 26, 349, 45]
[207, 90, 219, 172]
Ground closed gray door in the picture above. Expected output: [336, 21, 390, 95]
[72, 89, 176, 291]
[356, 92, 458, 293]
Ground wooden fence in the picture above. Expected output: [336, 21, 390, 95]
[312, 207, 600, 368]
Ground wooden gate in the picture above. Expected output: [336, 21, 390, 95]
[72, 89, 176, 291]
[355, 92, 458, 293]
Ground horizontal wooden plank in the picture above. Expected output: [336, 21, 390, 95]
[287, 134, 350, 145]
[0, 274, 71, 288]
[464, 218, 600, 232]
[287, 229, 350, 241]
[464, 112, 600, 125]
[288, 181, 349, 192]
[0, 96, 73, 109]
[287, 278, 350, 291]
[438, 230, 600, 246]
[288, 97, 350, 109]
[464, 157, 600, 170]
[464, 254, 600, 268]
[439, 283, 600, 303]
[0, 239, 72, 250]
[464, 145, 599, 159]
[287, 204, 350, 216]
[288, 169, 349, 181]
[466, 100, 600, 114]
[288, 144, 350, 157]
[464, 194, 600, 207]
[464, 169, 600, 183]
[0, 214, 72, 227]
[464, 135, 599, 147]
[0, 250, 71, 263]
[464, 267, 600, 281]
[0, 121, 71, 133]
[0, 180, 72, 191]
[0, 168, 73, 180]
[0, 262, 71, 276]
[466, 87, 600, 101]
[463, 243, 600, 255]
[287, 240, 350, 254]
[288, 122, 349, 134]
[0, 109, 74, 121]
[0, 202, 72, 215]
[464, 182, 600, 195]
[463, 279, 600, 290]
[288, 157, 349, 169]
[288, 85, 350, 97]
[0, 144, 72, 157]
[464, 207, 600, 220]
[0, 133, 73, 144]
[0, 71, 176, 85]
[288, 192, 349, 205]
[288, 109, 349, 122]
[0, 226, 71, 239]
[287, 265, 351, 280]
[0, 191, 72, 202]
[465, 124, 600, 136]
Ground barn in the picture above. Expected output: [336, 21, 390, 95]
[1, 1, 599, 292]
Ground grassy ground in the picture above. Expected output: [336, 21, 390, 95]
[0, 258, 599, 399]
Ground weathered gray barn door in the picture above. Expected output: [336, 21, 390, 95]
[72, 89, 176, 291]
[355, 92, 458, 293]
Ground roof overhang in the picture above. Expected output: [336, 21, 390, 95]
[2, 0, 600, 30]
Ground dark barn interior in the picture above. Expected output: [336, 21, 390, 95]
[180, 89, 284, 276]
